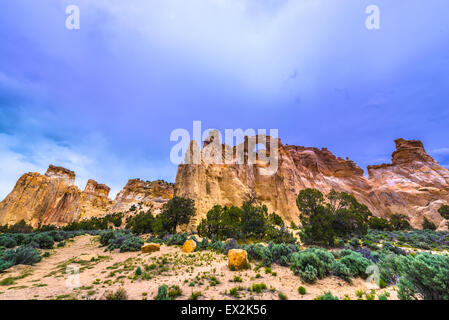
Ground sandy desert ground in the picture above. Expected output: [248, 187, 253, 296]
[0, 235, 397, 300]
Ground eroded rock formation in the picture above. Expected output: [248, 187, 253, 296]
[111, 179, 174, 214]
[0, 166, 174, 227]
[0, 166, 82, 227]
[174, 137, 449, 230]
[1, 137, 448, 230]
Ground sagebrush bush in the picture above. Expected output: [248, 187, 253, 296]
[241, 244, 273, 266]
[0, 235, 17, 248]
[0, 245, 41, 269]
[290, 248, 335, 281]
[167, 233, 187, 246]
[119, 236, 144, 252]
[396, 252, 449, 300]
[332, 260, 352, 282]
[32, 233, 54, 249]
[208, 240, 226, 253]
[300, 265, 318, 283]
[338, 250, 371, 279]
[269, 242, 300, 266]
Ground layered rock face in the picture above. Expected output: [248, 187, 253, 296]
[175, 137, 449, 230]
[0, 166, 82, 227]
[367, 139, 449, 229]
[111, 179, 174, 214]
[0, 166, 174, 227]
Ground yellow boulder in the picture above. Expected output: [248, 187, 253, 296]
[182, 240, 196, 253]
[141, 243, 160, 253]
[228, 249, 248, 270]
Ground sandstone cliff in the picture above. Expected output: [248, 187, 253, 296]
[0, 166, 174, 227]
[174, 137, 449, 230]
[111, 179, 174, 214]
[0, 166, 82, 227]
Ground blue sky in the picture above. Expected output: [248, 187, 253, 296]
[1, 0, 449, 199]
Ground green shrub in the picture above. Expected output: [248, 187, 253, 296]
[332, 260, 352, 282]
[32, 233, 54, 249]
[378, 253, 402, 285]
[105, 287, 128, 300]
[168, 285, 182, 299]
[1, 245, 41, 267]
[156, 285, 170, 300]
[135, 267, 142, 276]
[229, 287, 239, 298]
[189, 291, 202, 300]
[251, 283, 267, 293]
[99, 230, 117, 247]
[290, 248, 335, 281]
[389, 214, 411, 231]
[0, 259, 13, 272]
[269, 242, 300, 266]
[300, 265, 318, 284]
[125, 210, 155, 234]
[316, 291, 339, 300]
[378, 292, 390, 300]
[298, 286, 306, 295]
[278, 292, 288, 300]
[167, 233, 188, 246]
[339, 250, 371, 278]
[208, 240, 225, 253]
[396, 252, 449, 300]
[119, 236, 144, 252]
[422, 217, 437, 231]
[0, 235, 16, 248]
[242, 244, 273, 266]
[438, 205, 449, 220]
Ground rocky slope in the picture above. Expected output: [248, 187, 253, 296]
[0, 166, 174, 227]
[175, 137, 449, 230]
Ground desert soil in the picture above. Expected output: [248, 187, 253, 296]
[0, 235, 397, 300]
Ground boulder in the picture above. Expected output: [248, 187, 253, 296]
[141, 243, 160, 253]
[182, 239, 196, 253]
[228, 249, 248, 270]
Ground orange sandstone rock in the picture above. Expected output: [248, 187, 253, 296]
[182, 240, 196, 253]
[228, 249, 248, 271]
[141, 243, 161, 253]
